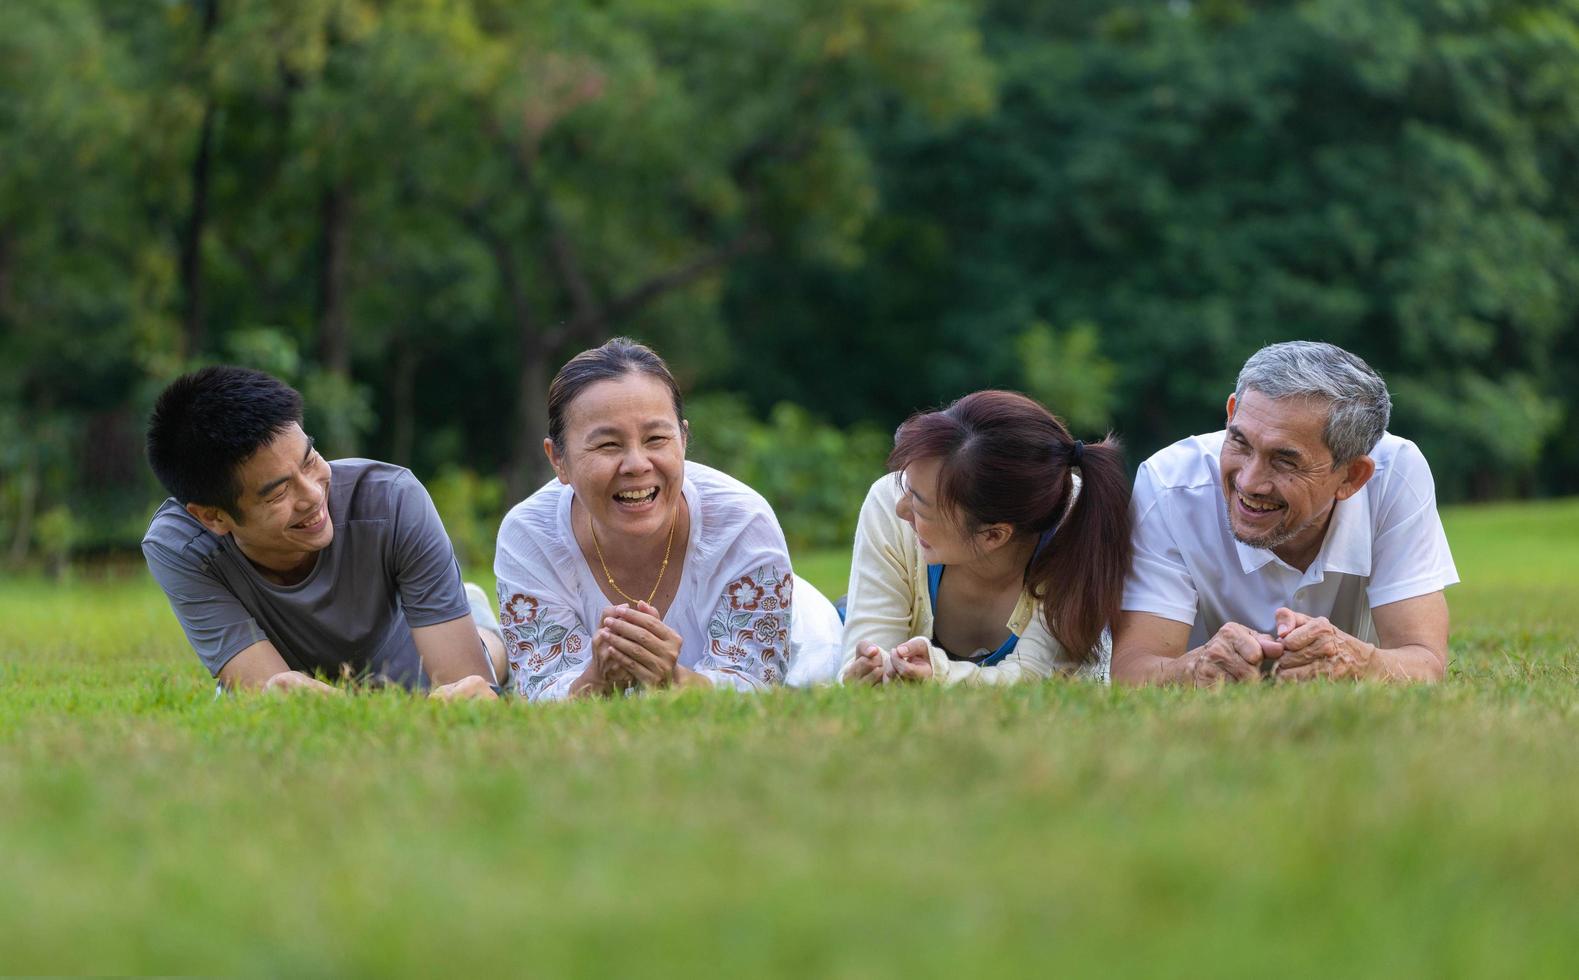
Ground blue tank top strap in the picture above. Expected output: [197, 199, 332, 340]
[1032, 526, 1056, 560]
[981, 631, 1019, 666]
[973, 529, 1051, 666]
[928, 562, 1021, 666]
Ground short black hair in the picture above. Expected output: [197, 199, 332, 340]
[146, 365, 304, 514]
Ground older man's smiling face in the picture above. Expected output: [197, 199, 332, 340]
[1218, 390, 1372, 567]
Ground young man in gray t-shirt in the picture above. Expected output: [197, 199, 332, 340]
[141, 366, 502, 698]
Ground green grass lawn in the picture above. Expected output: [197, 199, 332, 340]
[2, 500, 1578, 976]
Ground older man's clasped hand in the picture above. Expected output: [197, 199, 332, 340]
[1167, 608, 1381, 686]
[1271, 608, 1381, 681]
[1168, 622, 1283, 685]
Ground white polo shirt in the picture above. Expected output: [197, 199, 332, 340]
[1122, 430, 1458, 647]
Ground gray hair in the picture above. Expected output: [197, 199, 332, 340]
[1234, 341, 1391, 465]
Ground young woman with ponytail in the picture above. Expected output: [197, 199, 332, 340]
[838, 390, 1133, 685]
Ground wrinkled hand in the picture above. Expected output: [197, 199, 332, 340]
[1173, 622, 1282, 686]
[263, 670, 340, 695]
[593, 605, 637, 690]
[600, 601, 683, 689]
[1270, 608, 1377, 681]
[888, 637, 934, 683]
[428, 674, 500, 702]
[572, 606, 635, 697]
[845, 642, 888, 686]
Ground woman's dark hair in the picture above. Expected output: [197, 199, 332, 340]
[547, 338, 685, 450]
[145, 365, 305, 515]
[888, 390, 1133, 664]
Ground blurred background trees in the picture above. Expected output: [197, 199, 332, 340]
[3, 0, 1577, 564]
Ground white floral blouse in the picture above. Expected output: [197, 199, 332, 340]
[494, 462, 794, 701]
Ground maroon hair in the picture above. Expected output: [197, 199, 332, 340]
[887, 390, 1133, 664]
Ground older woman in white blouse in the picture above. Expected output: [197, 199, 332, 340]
[495, 338, 826, 700]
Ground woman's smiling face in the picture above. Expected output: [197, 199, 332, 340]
[894, 457, 978, 565]
[548, 372, 687, 540]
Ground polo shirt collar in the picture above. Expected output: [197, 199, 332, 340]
[1316, 482, 1373, 578]
[1233, 534, 1277, 575]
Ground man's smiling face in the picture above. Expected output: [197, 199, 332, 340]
[1218, 389, 1362, 563]
[187, 422, 333, 576]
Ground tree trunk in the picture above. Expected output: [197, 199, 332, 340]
[178, 104, 215, 358]
[390, 337, 416, 467]
[178, 0, 221, 359]
[471, 217, 554, 498]
[6, 462, 36, 567]
[0, 225, 14, 321]
[511, 341, 552, 502]
[316, 182, 352, 377]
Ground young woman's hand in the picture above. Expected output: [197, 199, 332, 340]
[889, 637, 934, 683]
[846, 642, 888, 686]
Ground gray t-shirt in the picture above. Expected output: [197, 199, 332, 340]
[142, 459, 472, 689]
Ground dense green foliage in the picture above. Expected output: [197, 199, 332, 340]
[3, 0, 1578, 563]
[727, 0, 1579, 494]
[2, 499, 1577, 975]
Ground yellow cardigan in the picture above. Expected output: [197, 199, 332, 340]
[837, 474, 1109, 685]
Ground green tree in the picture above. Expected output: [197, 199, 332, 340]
[382, 0, 994, 494]
[727, 0, 1579, 498]
[0, 1, 157, 561]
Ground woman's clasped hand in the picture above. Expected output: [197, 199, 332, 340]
[844, 637, 935, 685]
[587, 600, 704, 692]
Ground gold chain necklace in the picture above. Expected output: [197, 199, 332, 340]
[590, 509, 679, 606]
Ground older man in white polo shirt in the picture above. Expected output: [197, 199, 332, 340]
[1112, 341, 1458, 685]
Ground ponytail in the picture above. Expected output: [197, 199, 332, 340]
[889, 391, 1134, 665]
[1024, 434, 1132, 661]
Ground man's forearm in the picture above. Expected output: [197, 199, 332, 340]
[1369, 644, 1446, 683]
[412, 616, 496, 685]
[1111, 649, 1186, 686]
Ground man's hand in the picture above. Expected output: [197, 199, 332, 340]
[1270, 608, 1377, 681]
[889, 637, 934, 683]
[428, 674, 500, 701]
[262, 670, 341, 695]
[1170, 623, 1282, 686]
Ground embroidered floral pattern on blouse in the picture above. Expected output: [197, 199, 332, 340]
[500, 589, 589, 699]
[704, 564, 791, 686]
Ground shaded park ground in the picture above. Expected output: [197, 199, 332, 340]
[2, 498, 1577, 975]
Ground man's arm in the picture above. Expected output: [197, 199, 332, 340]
[1371, 591, 1449, 680]
[1273, 591, 1447, 683]
[1111, 612, 1192, 684]
[383, 472, 498, 699]
[1113, 459, 1287, 687]
[411, 615, 499, 697]
[1112, 611, 1282, 687]
[218, 639, 338, 694]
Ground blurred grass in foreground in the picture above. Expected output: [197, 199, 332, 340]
[0, 500, 1576, 975]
